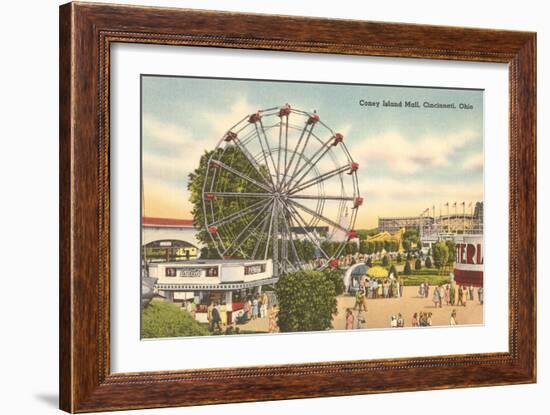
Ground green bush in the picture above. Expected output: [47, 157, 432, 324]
[404, 261, 412, 275]
[415, 258, 422, 271]
[323, 268, 346, 296]
[425, 256, 433, 268]
[275, 270, 338, 332]
[382, 255, 390, 267]
[141, 300, 209, 338]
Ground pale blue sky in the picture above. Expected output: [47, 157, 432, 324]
[142, 75, 483, 228]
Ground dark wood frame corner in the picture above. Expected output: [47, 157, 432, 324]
[59, 2, 536, 413]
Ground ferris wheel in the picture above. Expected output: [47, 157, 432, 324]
[201, 104, 362, 276]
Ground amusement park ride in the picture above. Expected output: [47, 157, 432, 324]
[201, 104, 362, 277]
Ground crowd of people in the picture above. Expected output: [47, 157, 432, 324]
[421, 282, 484, 308]
[202, 291, 279, 334]
[345, 308, 461, 330]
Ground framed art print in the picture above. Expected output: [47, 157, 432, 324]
[59, 2, 536, 412]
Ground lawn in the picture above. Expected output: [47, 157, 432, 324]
[401, 272, 452, 286]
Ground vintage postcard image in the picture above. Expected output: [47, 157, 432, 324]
[140, 76, 484, 338]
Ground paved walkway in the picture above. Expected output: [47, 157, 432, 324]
[236, 286, 483, 333]
[332, 286, 483, 330]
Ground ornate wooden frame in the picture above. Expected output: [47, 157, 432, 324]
[59, 2, 536, 412]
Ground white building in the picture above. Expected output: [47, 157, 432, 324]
[147, 259, 276, 323]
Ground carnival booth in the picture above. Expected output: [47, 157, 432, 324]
[148, 259, 276, 323]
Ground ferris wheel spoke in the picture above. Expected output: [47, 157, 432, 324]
[231, 137, 274, 189]
[207, 191, 272, 198]
[221, 202, 272, 257]
[272, 199, 280, 276]
[264, 202, 277, 260]
[285, 125, 316, 190]
[284, 136, 335, 192]
[288, 194, 355, 201]
[289, 164, 350, 195]
[210, 159, 272, 192]
[257, 120, 279, 182]
[207, 198, 272, 228]
[283, 201, 330, 260]
[280, 207, 302, 269]
[281, 121, 310, 190]
[232, 202, 274, 259]
[252, 211, 272, 259]
[250, 125, 276, 189]
[288, 199, 349, 233]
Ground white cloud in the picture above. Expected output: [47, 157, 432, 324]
[142, 113, 205, 183]
[201, 97, 255, 138]
[462, 153, 484, 172]
[349, 128, 481, 175]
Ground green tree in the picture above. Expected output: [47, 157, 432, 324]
[404, 261, 412, 275]
[383, 240, 391, 253]
[382, 255, 390, 267]
[432, 241, 449, 273]
[425, 256, 433, 268]
[345, 242, 358, 255]
[396, 252, 402, 263]
[445, 240, 456, 266]
[366, 257, 373, 267]
[389, 264, 397, 277]
[291, 239, 316, 262]
[275, 270, 338, 332]
[415, 258, 422, 271]
[402, 240, 411, 252]
[366, 241, 375, 255]
[188, 148, 270, 258]
[359, 240, 368, 255]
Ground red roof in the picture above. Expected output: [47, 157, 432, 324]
[142, 217, 194, 227]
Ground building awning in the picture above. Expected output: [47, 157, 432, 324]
[156, 277, 279, 291]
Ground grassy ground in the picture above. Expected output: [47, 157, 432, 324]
[401, 274, 451, 286]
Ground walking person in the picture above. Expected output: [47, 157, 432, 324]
[399, 276, 404, 298]
[356, 311, 366, 329]
[411, 312, 419, 327]
[450, 309, 458, 326]
[252, 296, 259, 319]
[397, 313, 404, 328]
[210, 302, 222, 332]
[469, 285, 475, 301]
[260, 292, 269, 318]
[444, 284, 450, 306]
[450, 283, 456, 306]
[345, 308, 354, 330]
[457, 285, 464, 307]
[478, 286, 484, 305]
[207, 301, 214, 328]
